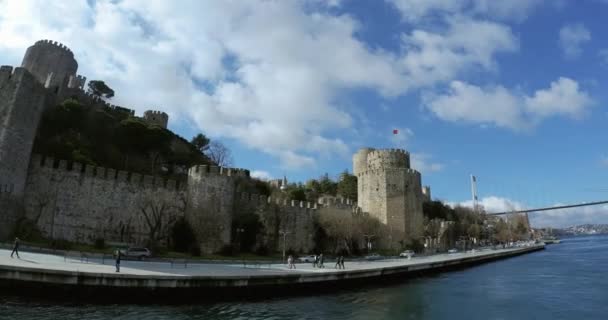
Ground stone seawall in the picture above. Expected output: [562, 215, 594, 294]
[0, 245, 544, 302]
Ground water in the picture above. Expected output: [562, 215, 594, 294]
[2, 235, 608, 320]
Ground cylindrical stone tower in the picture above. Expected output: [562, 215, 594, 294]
[21, 40, 78, 89]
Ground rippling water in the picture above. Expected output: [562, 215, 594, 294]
[2, 235, 608, 320]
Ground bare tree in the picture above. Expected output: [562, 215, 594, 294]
[205, 141, 233, 167]
[137, 190, 180, 245]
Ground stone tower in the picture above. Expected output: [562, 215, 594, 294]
[21, 40, 80, 92]
[0, 66, 47, 238]
[143, 110, 169, 128]
[353, 148, 424, 246]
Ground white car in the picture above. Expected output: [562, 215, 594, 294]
[447, 249, 458, 254]
[399, 250, 415, 258]
[120, 247, 152, 260]
[297, 255, 316, 263]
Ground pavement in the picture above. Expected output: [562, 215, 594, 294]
[0, 245, 542, 278]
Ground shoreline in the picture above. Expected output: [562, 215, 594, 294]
[0, 244, 544, 303]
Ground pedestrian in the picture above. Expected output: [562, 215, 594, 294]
[287, 255, 294, 269]
[335, 256, 340, 269]
[115, 249, 121, 272]
[10, 237, 20, 259]
[340, 255, 345, 269]
[319, 253, 324, 268]
[312, 254, 318, 268]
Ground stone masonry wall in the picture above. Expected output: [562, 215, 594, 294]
[0, 66, 47, 196]
[23, 155, 185, 246]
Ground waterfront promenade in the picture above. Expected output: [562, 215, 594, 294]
[0, 244, 544, 296]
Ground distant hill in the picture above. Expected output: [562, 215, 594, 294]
[551, 224, 608, 236]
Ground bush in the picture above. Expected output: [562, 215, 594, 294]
[255, 244, 269, 256]
[219, 245, 235, 256]
[189, 244, 201, 257]
[94, 238, 105, 249]
[50, 239, 72, 250]
[171, 217, 197, 253]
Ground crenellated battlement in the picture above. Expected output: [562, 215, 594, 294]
[236, 192, 318, 210]
[188, 164, 250, 178]
[34, 40, 73, 56]
[30, 154, 182, 191]
[365, 148, 410, 170]
[143, 110, 169, 128]
[0, 65, 32, 84]
[67, 74, 86, 89]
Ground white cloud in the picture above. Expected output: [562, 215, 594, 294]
[453, 196, 608, 228]
[530, 204, 608, 228]
[410, 153, 444, 173]
[559, 23, 591, 59]
[423, 77, 593, 130]
[525, 77, 593, 118]
[454, 196, 526, 213]
[599, 49, 608, 65]
[0, 1, 529, 170]
[250, 170, 273, 181]
[399, 16, 518, 89]
[387, 0, 543, 22]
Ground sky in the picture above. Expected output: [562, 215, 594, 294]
[0, 0, 607, 228]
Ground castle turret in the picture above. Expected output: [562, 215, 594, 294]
[354, 147, 424, 248]
[21, 40, 79, 90]
[143, 110, 169, 128]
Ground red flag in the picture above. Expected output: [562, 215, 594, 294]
[393, 129, 399, 134]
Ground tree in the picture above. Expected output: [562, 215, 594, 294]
[205, 141, 233, 167]
[136, 190, 180, 246]
[87, 80, 115, 99]
[191, 133, 210, 153]
[337, 170, 357, 201]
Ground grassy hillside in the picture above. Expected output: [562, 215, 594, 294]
[33, 99, 211, 178]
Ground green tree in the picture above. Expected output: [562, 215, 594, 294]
[191, 133, 210, 153]
[337, 170, 357, 201]
[87, 80, 115, 99]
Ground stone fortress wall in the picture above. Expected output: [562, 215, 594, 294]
[23, 155, 186, 246]
[1, 39, 424, 253]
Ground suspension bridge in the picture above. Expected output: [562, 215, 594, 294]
[488, 200, 608, 216]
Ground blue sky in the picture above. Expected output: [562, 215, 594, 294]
[0, 0, 607, 227]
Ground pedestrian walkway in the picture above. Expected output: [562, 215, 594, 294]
[0, 245, 542, 278]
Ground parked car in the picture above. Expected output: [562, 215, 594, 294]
[399, 250, 415, 258]
[365, 253, 382, 261]
[447, 248, 458, 254]
[120, 247, 152, 260]
[297, 255, 316, 263]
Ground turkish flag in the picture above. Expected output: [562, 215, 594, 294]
[393, 129, 399, 134]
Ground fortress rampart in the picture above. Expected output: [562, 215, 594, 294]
[143, 110, 169, 128]
[1, 40, 431, 254]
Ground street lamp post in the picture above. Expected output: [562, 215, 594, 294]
[279, 229, 291, 263]
[235, 228, 245, 252]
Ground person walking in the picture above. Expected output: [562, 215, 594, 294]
[319, 253, 324, 268]
[335, 256, 341, 269]
[115, 249, 121, 272]
[312, 254, 318, 268]
[10, 237, 20, 259]
[340, 255, 345, 269]
[287, 255, 294, 269]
